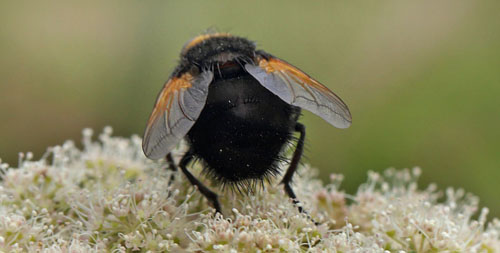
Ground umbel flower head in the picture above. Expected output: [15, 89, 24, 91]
[0, 127, 499, 252]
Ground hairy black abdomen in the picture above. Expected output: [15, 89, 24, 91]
[187, 72, 300, 186]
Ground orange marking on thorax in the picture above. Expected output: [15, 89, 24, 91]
[182, 33, 232, 54]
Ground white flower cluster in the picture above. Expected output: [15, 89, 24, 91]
[0, 127, 498, 252]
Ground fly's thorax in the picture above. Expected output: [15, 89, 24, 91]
[182, 36, 256, 67]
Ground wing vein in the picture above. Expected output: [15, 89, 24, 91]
[287, 72, 320, 106]
[177, 89, 194, 121]
[276, 70, 296, 103]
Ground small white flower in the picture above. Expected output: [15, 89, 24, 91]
[0, 128, 498, 252]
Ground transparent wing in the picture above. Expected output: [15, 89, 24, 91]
[245, 55, 352, 128]
[142, 71, 213, 159]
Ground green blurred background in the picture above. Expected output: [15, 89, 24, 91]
[1, 1, 499, 216]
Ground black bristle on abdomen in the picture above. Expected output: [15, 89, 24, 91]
[186, 70, 300, 193]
